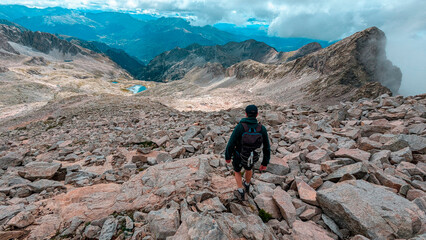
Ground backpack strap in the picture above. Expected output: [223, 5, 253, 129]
[241, 123, 249, 132]
[256, 123, 262, 133]
[241, 122, 261, 133]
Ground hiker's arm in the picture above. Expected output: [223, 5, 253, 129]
[261, 126, 271, 166]
[225, 124, 240, 160]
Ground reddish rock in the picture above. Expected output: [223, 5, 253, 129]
[296, 178, 318, 206]
[272, 187, 296, 226]
[406, 189, 425, 201]
[7, 211, 35, 228]
[335, 148, 371, 162]
[292, 220, 334, 240]
[254, 193, 281, 219]
[375, 171, 406, 191]
[299, 208, 318, 221]
[27, 214, 61, 240]
[358, 137, 382, 151]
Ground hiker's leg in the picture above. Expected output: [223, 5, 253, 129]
[245, 170, 253, 184]
[234, 171, 243, 189]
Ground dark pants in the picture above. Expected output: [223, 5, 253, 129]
[232, 151, 254, 172]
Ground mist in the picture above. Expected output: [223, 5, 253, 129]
[386, 34, 426, 96]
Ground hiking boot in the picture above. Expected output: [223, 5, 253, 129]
[243, 180, 250, 194]
[233, 189, 245, 201]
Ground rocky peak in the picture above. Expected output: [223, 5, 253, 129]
[0, 23, 83, 56]
[287, 42, 322, 62]
[301, 27, 401, 95]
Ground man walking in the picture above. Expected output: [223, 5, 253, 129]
[225, 105, 271, 200]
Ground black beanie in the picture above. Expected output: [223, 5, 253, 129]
[245, 105, 258, 117]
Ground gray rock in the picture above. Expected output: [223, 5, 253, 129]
[153, 135, 169, 147]
[317, 180, 425, 240]
[60, 217, 84, 237]
[156, 152, 173, 163]
[306, 149, 330, 164]
[322, 214, 344, 240]
[267, 157, 290, 176]
[170, 146, 185, 158]
[183, 126, 201, 142]
[147, 207, 180, 239]
[390, 147, 413, 164]
[84, 225, 101, 239]
[258, 172, 286, 184]
[64, 153, 78, 161]
[0, 152, 23, 170]
[265, 112, 283, 126]
[324, 162, 368, 182]
[99, 217, 117, 240]
[213, 137, 226, 154]
[397, 134, 426, 153]
[382, 138, 409, 151]
[65, 171, 97, 187]
[29, 179, 65, 193]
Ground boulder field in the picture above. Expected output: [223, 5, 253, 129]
[0, 93, 425, 239]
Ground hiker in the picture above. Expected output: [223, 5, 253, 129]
[225, 105, 271, 200]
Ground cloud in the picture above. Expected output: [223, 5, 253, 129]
[1, 0, 425, 95]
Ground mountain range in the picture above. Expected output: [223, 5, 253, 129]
[0, 4, 333, 63]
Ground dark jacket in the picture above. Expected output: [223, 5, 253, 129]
[225, 117, 271, 166]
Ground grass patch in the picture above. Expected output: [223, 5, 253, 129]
[258, 209, 273, 223]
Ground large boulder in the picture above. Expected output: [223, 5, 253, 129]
[18, 162, 61, 181]
[317, 180, 425, 240]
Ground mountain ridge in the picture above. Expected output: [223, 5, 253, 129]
[0, 4, 334, 63]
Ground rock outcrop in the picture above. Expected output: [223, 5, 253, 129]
[318, 180, 425, 239]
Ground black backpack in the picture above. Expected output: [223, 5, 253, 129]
[239, 123, 263, 168]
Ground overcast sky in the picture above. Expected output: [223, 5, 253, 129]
[1, 0, 425, 95]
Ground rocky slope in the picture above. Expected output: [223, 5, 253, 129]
[0, 91, 425, 239]
[0, 23, 145, 123]
[142, 27, 401, 110]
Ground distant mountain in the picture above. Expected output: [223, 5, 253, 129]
[138, 39, 322, 82]
[59, 36, 145, 77]
[0, 22, 134, 119]
[144, 27, 401, 106]
[0, 4, 334, 63]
